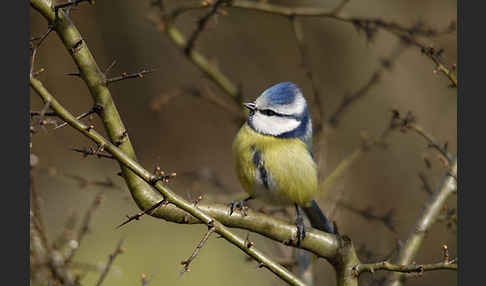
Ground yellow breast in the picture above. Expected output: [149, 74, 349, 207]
[232, 123, 318, 206]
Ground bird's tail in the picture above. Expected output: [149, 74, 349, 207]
[302, 200, 336, 234]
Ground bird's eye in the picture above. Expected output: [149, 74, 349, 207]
[261, 109, 277, 116]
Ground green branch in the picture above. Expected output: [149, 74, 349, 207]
[29, 74, 308, 286]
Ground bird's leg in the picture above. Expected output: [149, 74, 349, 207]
[228, 196, 253, 216]
[295, 204, 306, 246]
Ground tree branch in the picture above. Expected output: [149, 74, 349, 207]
[384, 158, 457, 286]
[354, 260, 457, 275]
[169, 0, 456, 87]
[148, 1, 242, 104]
[30, 73, 309, 286]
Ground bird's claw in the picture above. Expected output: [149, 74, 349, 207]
[228, 199, 248, 216]
[295, 213, 306, 246]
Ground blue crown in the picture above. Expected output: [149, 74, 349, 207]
[261, 82, 302, 106]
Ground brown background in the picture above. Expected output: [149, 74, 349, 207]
[30, 0, 457, 285]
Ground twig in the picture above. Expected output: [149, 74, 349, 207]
[30, 74, 310, 286]
[338, 202, 396, 233]
[180, 226, 215, 276]
[94, 238, 125, 286]
[40, 167, 121, 190]
[54, 0, 94, 17]
[148, 2, 242, 103]
[54, 106, 99, 129]
[53, 210, 79, 250]
[319, 110, 400, 193]
[406, 123, 452, 164]
[384, 158, 457, 286]
[354, 260, 457, 275]
[418, 172, 433, 195]
[392, 109, 452, 164]
[65, 192, 104, 265]
[331, 0, 351, 15]
[105, 69, 156, 85]
[104, 59, 117, 75]
[290, 16, 325, 132]
[185, 0, 228, 55]
[170, 1, 456, 87]
[393, 34, 457, 88]
[117, 199, 168, 229]
[30, 25, 54, 45]
[71, 147, 116, 159]
[328, 43, 407, 127]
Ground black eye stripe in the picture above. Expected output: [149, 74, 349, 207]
[257, 109, 301, 119]
[259, 109, 278, 116]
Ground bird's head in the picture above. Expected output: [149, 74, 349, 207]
[245, 82, 312, 141]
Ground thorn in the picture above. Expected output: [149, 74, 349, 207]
[71, 39, 83, 54]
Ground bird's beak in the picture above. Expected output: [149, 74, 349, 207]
[243, 102, 256, 111]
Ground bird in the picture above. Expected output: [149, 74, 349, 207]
[231, 82, 336, 244]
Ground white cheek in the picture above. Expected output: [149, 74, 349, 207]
[252, 113, 300, 136]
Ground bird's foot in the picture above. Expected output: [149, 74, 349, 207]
[295, 213, 306, 246]
[228, 197, 252, 216]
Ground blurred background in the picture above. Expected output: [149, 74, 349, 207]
[30, 0, 457, 285]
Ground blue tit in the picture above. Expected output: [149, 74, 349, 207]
[232, 82, 336, 244]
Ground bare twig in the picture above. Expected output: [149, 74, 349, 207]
[105, 69, 156, 85]
[385, 158, 457, 286]
[40, 167, 121, 190]
[328, 43, 407, 127]
[392, 109, 452, 164]
[338, 202, 396, 233]
[169, 1, 456, 87]
[331, 0, 351, 15]
[54, 0, 94, 17]
[290, 16, 325, 133]
[65, 192, 104, 265]
[180, 226, 216, 276]
[117, 199, 168, 228]
[418, 172, 433, 195]
[185, 0, 229, 55]
[394, 34, 457, 88]
[94, 238, 125, 286]
[54, 106, 100, 129]
[71, 147, 116, 159]
[148, 2, 242, 103]
[354, 259, 457, 275]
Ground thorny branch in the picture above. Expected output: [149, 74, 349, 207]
[30, 72, 307, 285]
[30, 1, 457, 285]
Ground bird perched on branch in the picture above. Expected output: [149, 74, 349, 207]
[232, 82, 336, 244]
